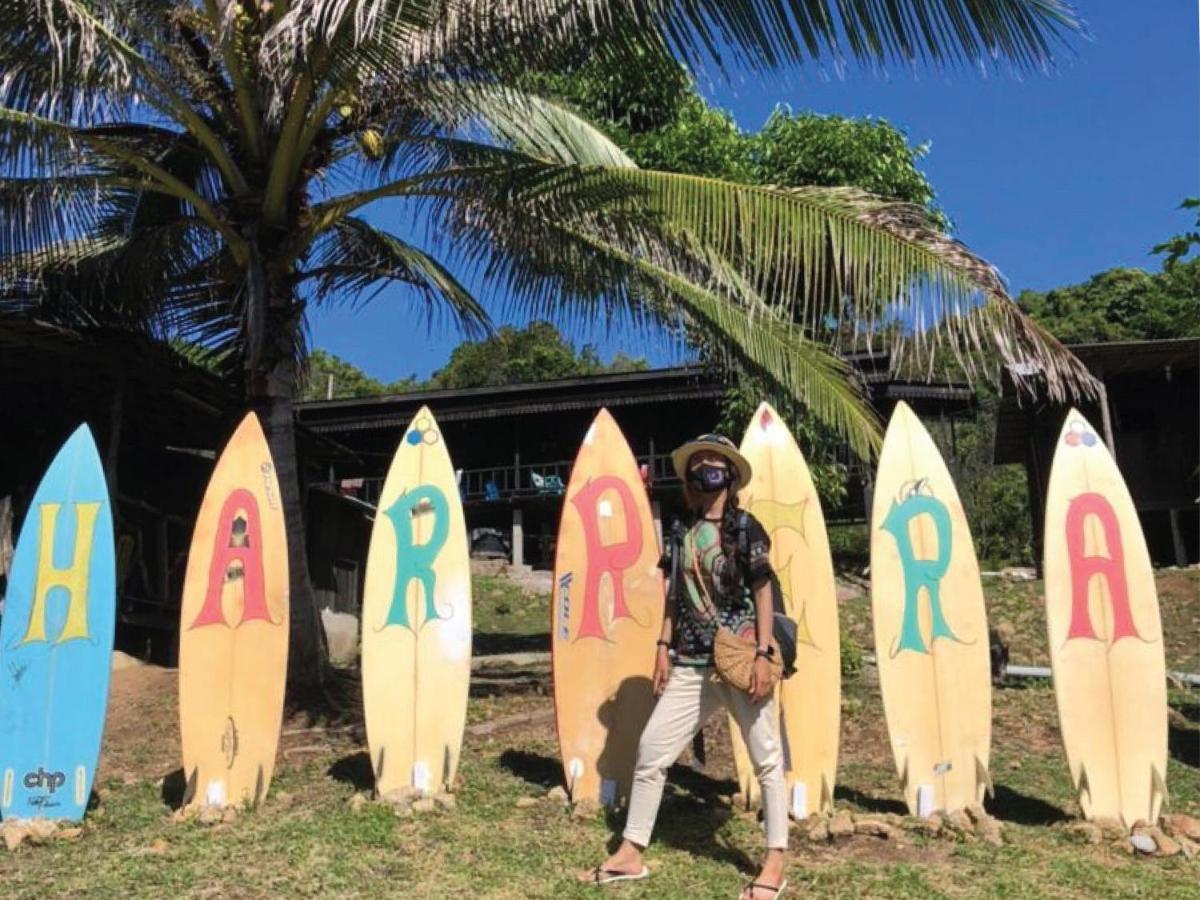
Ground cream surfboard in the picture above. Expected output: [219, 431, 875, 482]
[179, 413, 289, 809]
[728, 403, 841, 817]
[362, 407, 471, 798]
[552, 409, 664, 806]
[870, 402, 992, 816]
[1043, 410, 1167, 828]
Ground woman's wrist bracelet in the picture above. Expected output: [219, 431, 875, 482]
[656, 639, 671, 649]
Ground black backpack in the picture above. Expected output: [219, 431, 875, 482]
[665, 515, 798, 679]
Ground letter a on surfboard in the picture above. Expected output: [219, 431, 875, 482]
[870, 402, 992, 816]
[0, 425, 115, 822]
[1043, 410, 1167, 827]
[178, 413, 289, 810]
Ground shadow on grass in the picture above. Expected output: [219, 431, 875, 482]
[989, 784, 1070, 826]
[498, 749, 561, 790]
[473, 632, 550, 655]
[160, 768, 187, 810]
[834, 785, 907, 816]
[328, 751, 376, 793]
[1169, 722, 1199, 767]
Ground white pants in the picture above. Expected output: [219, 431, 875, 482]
[622, 665, 788, 849]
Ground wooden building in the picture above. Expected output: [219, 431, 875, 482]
[994, 337, 1199, 567]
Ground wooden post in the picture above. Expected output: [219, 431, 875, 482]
[1025, 407, 1048, 574]
[512, 507, 524, 567]
[651, 501, 663, 551]
[1097, 379, 1116, 453]
[106, 381, 124, 499]
[1169, 509, 1188, 567]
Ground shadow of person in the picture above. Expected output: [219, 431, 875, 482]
[988, 784, 1070, 826]
[160, 768, 187, 810]
[594, 675, 656, 808]
[327, 751, 376, 793]
[498, 749, 562, 790]
[834, 784, 908, 816]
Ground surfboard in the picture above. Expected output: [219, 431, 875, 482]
[870, 401, 992, 816]
[178, 412, 289, 809]
[362, 407, 471, 798]
[552, 408, 664, 806]
[727, 402, 841, 817]
[1043, 410, 1168, 827]
[0, 425, 115, 821]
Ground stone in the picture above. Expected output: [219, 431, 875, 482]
[1094, 817, 1127, 840]
[348, 793, 368, 812]
[1164, 814, 1200, 842]
[976, 818, 1004, 847]
[2, 822, 30, 851]
[1178, 836, 1198, 860]
[381, 787, 419, 806]
[515, 797, 539, 809]
[1066, 822, 1103, 845]
[220, 806, 239, 824]
[412, 798, 437, 814]
[196, 806, 224, 826]
[433, 793, 457, 812]
[546, 786, 569, 804]
[946, 810, 974, 834]
[1001, 566, 1037, 582]
[854, 819, 896, 840]
[907, 816, 942, 837]
[56, 827, 84, 841]
[1153, 832, 1182, 858]
[828, 811, 855, 839]
[1129, 833, 1157, 855]
[111, 650, 146, 671]
[964, 804, 988, 825]
[571, 798, 600, 820]
[26, 819, 58, 845]
[804, 818, 830, 843]
[321, 608, 360, 669]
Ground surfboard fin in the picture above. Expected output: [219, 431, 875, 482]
[898, 754, 909, 796]
[975, 756, 994, 800]
[821, 773, 833, 814]
[1074, 764, 1091, 808]
[182, 767, 198, 808]
[374, 747, 386, 792]
[253, 765, 265, 808]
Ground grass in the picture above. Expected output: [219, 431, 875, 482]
[472, 575, 551, 655]
[1, 571, 1196, 898]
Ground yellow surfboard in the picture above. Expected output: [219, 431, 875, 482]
[728, 402, 841, 817]
[362, 407, 471, 798]
[552, 409, 664, 806]
[179, 413, 289, 809]
[870, 402, 991, 816]
[1043, 410, 1168, 827]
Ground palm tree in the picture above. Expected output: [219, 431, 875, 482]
[0, 0, 1094, 687]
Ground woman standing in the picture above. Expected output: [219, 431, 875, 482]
[579, 434, 789, 899]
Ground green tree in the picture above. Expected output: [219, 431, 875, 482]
[1018, 259, 1200, 343]
[295, 349, 417, 401]
[0, 0, 1090, 684]
[431, 321, 646, 388]
[1153, 197, 1200, 270]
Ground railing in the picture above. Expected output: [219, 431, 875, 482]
[317, 454, 680, 508]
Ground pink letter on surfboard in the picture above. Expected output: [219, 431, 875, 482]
[870, 402, 992, 816]
[178, 412, 289, 810]
[0, 425, 115, 822]
[727, 402, 841, 818]
[1043, 410, 1167, 828]
[552, 409, 663, 806]
[362, 406, 472, 799]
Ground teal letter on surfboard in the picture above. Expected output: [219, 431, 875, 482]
[881, 493, 958, 655]
[383, 486, 449, 631]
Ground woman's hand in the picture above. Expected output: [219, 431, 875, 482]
[652, 646, 672, 696]
[748, 655, 772, 703]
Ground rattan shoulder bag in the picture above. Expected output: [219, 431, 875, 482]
[691, 552, 783, 694]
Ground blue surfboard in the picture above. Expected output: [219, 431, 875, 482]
[0, 425, 115, 821]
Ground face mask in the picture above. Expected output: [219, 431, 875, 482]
[689, 463, 730, 493]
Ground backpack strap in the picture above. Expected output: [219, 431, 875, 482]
[737, 510, 750, 563]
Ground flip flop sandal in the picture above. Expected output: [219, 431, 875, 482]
[590, 865, 650, 886]
[741, 878, 789, 899]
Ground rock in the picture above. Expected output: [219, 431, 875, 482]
[1001, 566, 1036, 582]
[804, 818, 830, 843]
[433, 793, 457, 812]
[1129, 832, 1157, 855]
[348, 793, 368, 812]
[2, 822, 30, 851]
[546, 786, 569, 804]
[381, 787, 419, 806]
[907, 816, 942, 837]
[1178, 836, 1198, 860]
[854, 819, 895, 840]
[964, 804, 988, 825]
[946, 810, 974, 834]
[111, 650, 146, 671]
[1164, 814, 1200, 842]
[515, 797, 539, 809]
[56, 827, 84, 841]
[220, 806, 239, 824]
[1094, 817, 1127, 840]
[412, 798, 437, 814]
[1153, 831, 1182, 858]
[976, 818, 1004, 847]
[26, 819, 58, 845]
[1066, 822, 1103, 845]
[321, 608, 360, 669]
[572, 798, 600, 820]
[196, 805, 224, 826]
[148, 838, 169, 855]
[828, 811, 855, 839]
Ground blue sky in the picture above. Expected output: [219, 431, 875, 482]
[308, 1, 1198, 383]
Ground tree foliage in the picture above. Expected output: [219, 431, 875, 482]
[430, 321, 646, 389]
[296, 350, 418, 401]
